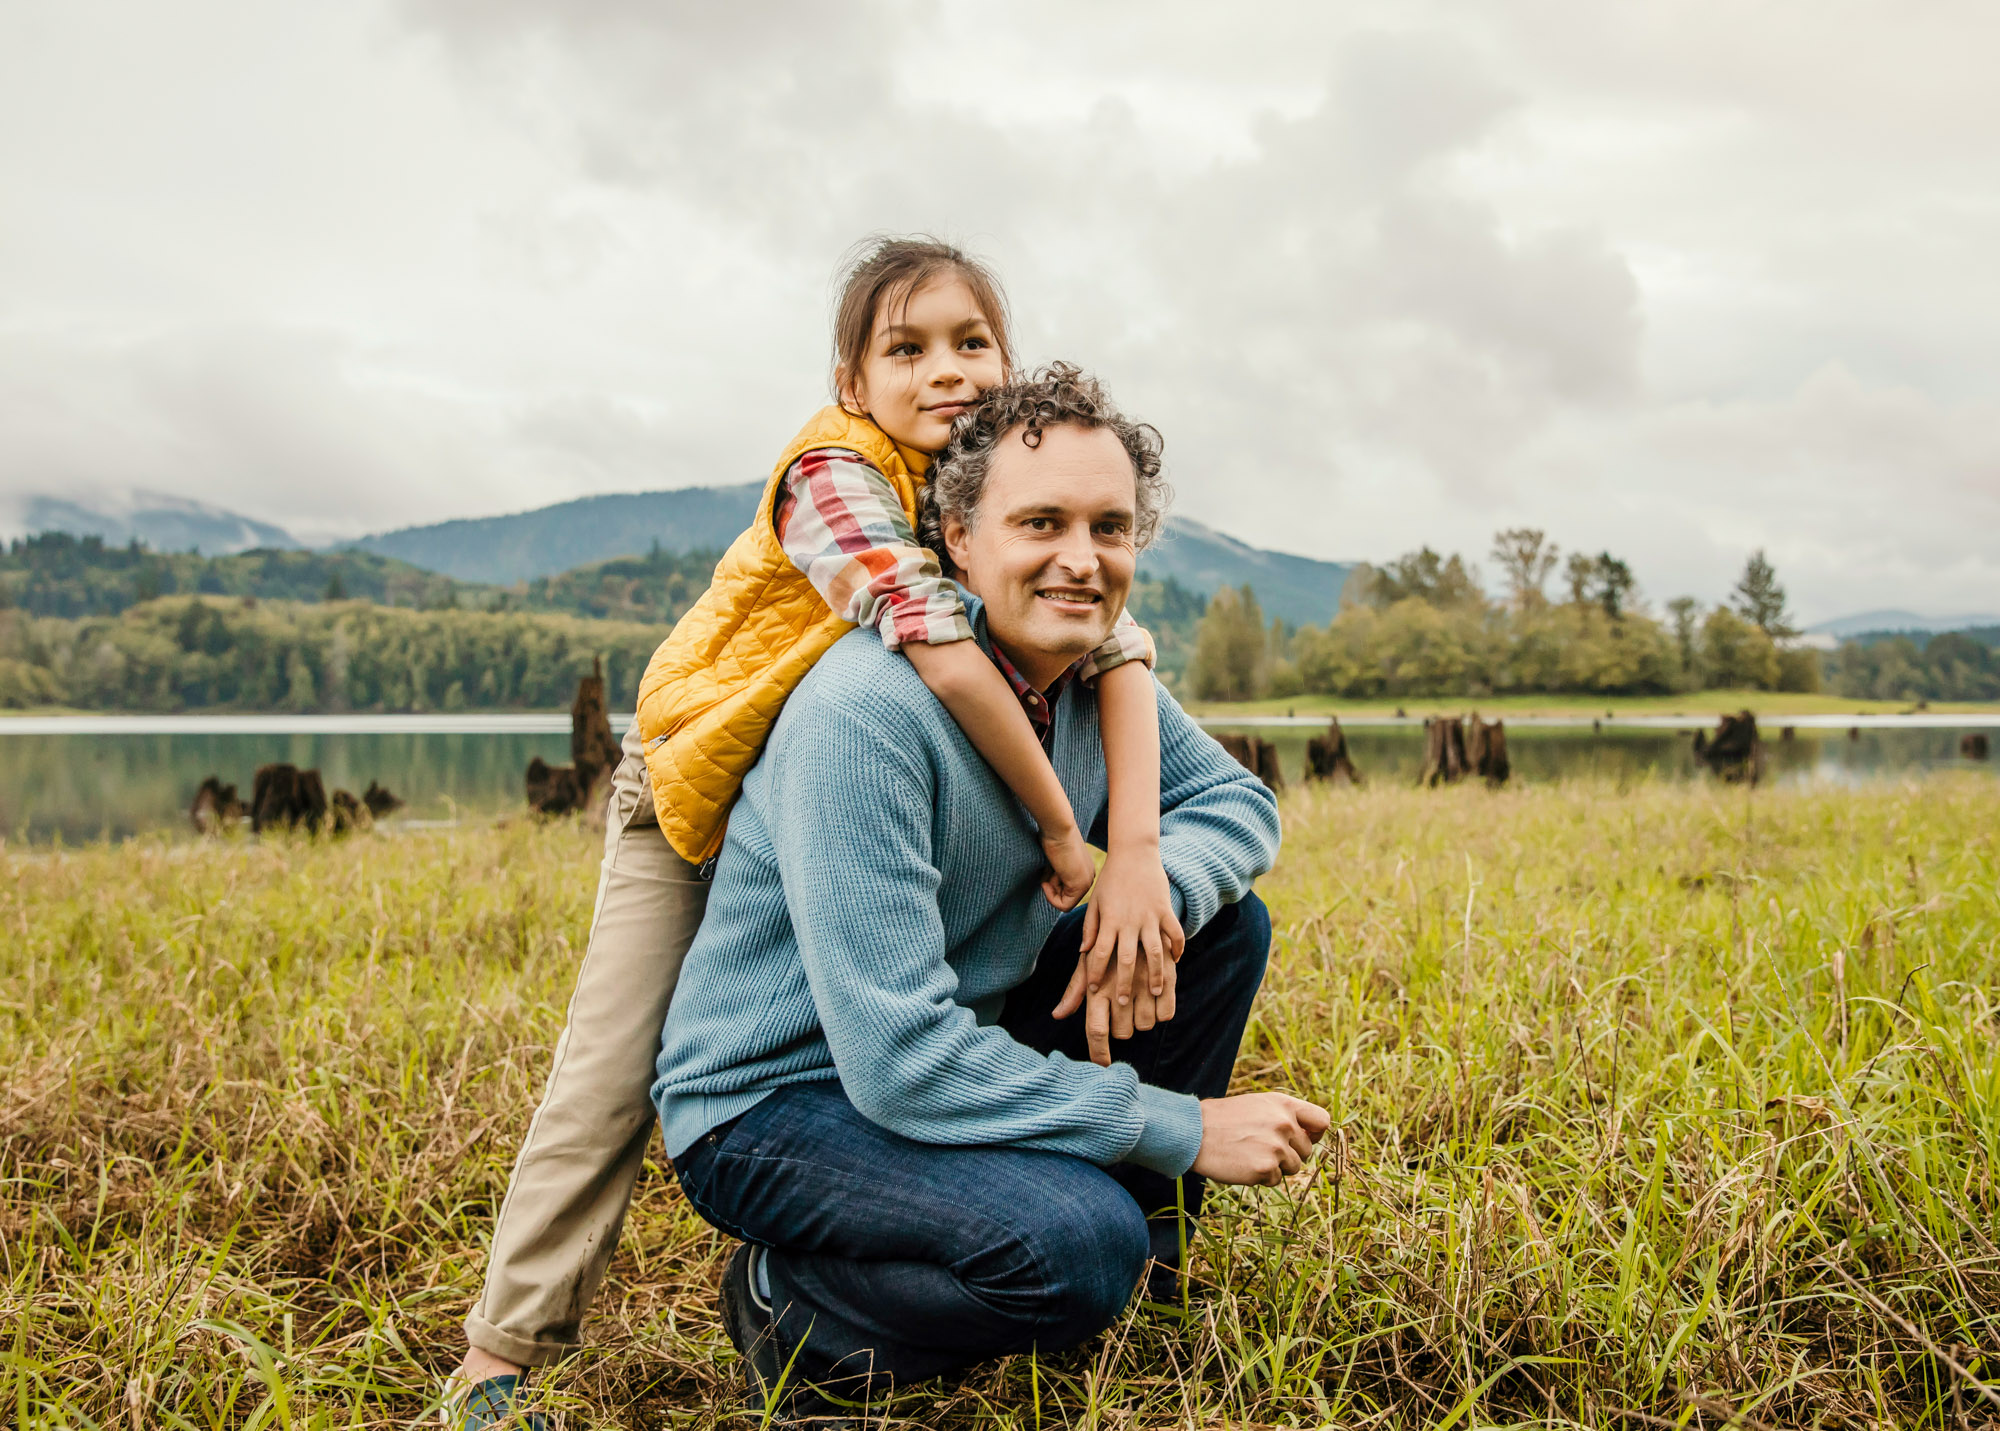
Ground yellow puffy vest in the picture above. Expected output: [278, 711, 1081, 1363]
[635, 406, 933, 863]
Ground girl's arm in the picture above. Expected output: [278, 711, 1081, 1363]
[902, 642, 1092, 908]
[1050, 630, 1185, 1067]
[775, 449, 1094, 907]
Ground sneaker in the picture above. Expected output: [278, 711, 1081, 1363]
[444, 1373, 547, 1430]
[720, 1244, 857, 1428]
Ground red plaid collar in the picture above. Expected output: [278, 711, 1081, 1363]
[988, 640, 1079, 741]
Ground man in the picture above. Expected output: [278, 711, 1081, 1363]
[653, 364, 1328, 1419]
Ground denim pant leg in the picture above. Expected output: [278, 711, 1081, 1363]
[999, 892, 1273, 1270]
[672, 1082, 1150, 1398]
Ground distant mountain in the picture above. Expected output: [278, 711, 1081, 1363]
[345, 485, 1355, 626]
[343, 485, 765, 586]
[1806, 609, 2000, 639]
[1139, 518, 1352, 627]
[9, 491, 300, 555]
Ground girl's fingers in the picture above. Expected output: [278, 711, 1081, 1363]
[1165, 911, 1186, 962]
[1111, 929, 1138, 1040]
[1078, 901, 1100, 957]
[1141, 924, 1166, 996]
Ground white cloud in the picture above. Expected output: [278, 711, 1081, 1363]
[1, 0, 1997, 620]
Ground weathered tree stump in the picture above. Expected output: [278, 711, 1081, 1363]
[361, 780, 404, 818]
[1780, 726, 1796, 741]
[527, 659, 622, 817]
[1420, 716, 1469, 786]
[1466, 714, 1510, 785]
[1214, 732, 1284, 792]
[189, 776, 247, 834]
[1692, 710, 1764, 783]
[1848, 726, 1860, 742]
[1963, 732, 1990, 760]
[1305, 718, 1363, 785]
[251, 763, 329, 832]
[328, 788, 372, 834]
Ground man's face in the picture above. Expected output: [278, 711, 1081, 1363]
[943, 423, 1139, 690]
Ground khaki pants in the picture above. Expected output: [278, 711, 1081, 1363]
[465, 721, 710, 1366]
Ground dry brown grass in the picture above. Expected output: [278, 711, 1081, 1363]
[3, 775, 1998, 1427]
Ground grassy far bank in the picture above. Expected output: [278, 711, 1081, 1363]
[1182, 686, 2000, 720]
[5, 687, 2000, 723]
[4, 777, 1999, 1426]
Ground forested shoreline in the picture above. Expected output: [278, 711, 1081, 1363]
[2, 530, 1995, 711]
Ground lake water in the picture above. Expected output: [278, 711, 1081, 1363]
[1, 713, 1994, 845]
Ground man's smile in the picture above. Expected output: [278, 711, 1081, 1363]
[1034, 586, 1103, 613]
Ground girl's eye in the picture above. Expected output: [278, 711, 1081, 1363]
[889, 341, 921, 358]
[961, 336, 989, 351]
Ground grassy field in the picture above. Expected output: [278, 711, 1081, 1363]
[4, 776, 1998, 1428]
[1182, 689, 2000, 720]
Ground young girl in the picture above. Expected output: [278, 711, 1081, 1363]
[449, 238, 1181, 1425]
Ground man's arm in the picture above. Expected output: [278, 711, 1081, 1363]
[765, 685, 1206, 1177]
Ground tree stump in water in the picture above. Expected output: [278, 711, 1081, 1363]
[327, 788, 372, 834]
[1420, 716, 1469, 786]
[189, 777, 248, 834]
[1214, 732, 1284, 792]
[528, 659, 622, 816]
[1305, 718, 1363, 785]
[251, 763, 329, 832]
[1466, 714, 1510, 785]
[1963, 732, 1991, 760]
[1692, 710, 1763, 783]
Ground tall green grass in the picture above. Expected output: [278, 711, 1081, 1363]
[3, 776, 1996, 1427]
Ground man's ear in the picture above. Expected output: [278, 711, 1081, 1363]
[942, 513, 974, 577]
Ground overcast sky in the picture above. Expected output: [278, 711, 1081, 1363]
[3, 1, 1996, 622]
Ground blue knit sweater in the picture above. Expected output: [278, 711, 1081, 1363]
[651, 599, 1282, 1177]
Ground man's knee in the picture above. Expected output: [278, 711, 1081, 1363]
[1193, 891, 1272, 988]
[1016, 1172, 1149, 1346]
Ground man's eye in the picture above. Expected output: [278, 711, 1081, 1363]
[1094, 522, 1129, 538]
[1025, 518, 1053, 531]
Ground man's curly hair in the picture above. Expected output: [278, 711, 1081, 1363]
[918, 362, 1170, 563]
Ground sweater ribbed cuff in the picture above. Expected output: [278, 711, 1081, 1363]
[1126, 1084, 1205, 1177]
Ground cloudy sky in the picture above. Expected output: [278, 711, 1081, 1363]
[3, 1, 1996, 622]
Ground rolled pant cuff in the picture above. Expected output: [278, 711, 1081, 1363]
[463, 1312, 576, 1370]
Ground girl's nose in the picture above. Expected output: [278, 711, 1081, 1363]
[928, 349, 967, 386]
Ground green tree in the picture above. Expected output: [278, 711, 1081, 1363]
[1589, 554, 1636, 620]
[1730, 549, 1795, 638]
[1359, 548, 1483, 609]
[1564, 551, 1595, 606]
[1666, 597, 1701, 678]
[1189, 584, 1270, 701]
[1699, 606, 1781, 689]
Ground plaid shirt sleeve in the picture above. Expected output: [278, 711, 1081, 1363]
[774, 448, 973, 650]
[1075, 608, 1156, 684]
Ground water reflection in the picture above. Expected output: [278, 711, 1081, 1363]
[1199, 724, 1994, 791]
[0, 721, 1990, 845]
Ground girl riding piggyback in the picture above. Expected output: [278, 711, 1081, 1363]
[640, 236, 1181, 962]
[450, 238, 1183, 1421]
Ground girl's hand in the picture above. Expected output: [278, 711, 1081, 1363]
[1039, 824, 1096, 911]
[1053, 847, 1185, 1065]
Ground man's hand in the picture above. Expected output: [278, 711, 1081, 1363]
[1049, 847, 1184, 1065]
[1039, 823, 1096, 912]
[1191, 1093, 1330, 1186]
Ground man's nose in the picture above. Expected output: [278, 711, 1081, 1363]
[1052, 525, 1099, 579]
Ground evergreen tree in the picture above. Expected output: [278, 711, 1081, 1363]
[1730, 550, 1795, 637]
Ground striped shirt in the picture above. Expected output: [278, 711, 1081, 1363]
[773, 448, 1154, 689]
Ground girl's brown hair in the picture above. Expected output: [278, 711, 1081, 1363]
[831, 236, 1015, 407]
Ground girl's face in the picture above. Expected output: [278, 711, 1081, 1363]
[841, 274, 1006, 452]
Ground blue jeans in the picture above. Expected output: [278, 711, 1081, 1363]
[670, 892, 1271, 1396]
